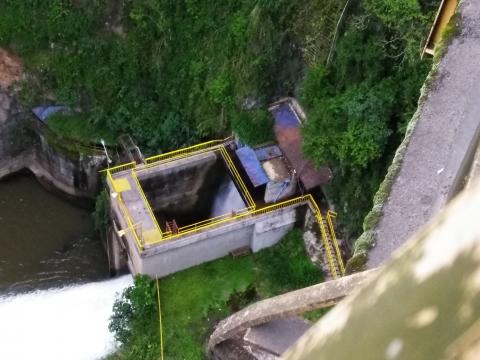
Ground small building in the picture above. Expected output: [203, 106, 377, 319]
[235, 144, 296, 204]
[269, 98, 332, 192]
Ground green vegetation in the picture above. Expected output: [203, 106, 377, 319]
[0, 0, 437, 242]
[301, 0, 439, 240]
[108, 229, 323, 359]
[48, 113, 116, 145]
[0, 1, 343, 152]
[1, 0, 443, 274]
[93, 189, 110, 235]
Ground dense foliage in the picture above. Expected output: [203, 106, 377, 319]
[301, 0, 438, 238]
[0, 0, 343, 150]
[108, 229, 322, 359]
[0, 0, 438, 241]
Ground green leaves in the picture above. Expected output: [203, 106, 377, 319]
[303, 79, 395, 168]
[109, 275, 157, 345]
[301, 0, 433, 238]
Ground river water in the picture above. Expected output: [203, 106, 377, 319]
[0, 173, 132, 359]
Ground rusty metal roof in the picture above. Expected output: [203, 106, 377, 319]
[271, 103, 332, 190]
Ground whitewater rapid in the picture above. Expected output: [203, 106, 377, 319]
[0, 275, 133, 360]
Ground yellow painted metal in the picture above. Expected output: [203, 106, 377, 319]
[106, 161, 137, 174]
[112, 177, 131, 192]
[130, 170, 163, 239]
[107, 171, 144, 250]
[156, 277, 164, 360]
[144, 138, 229, 165]
[311, 208, 338, 278]
[177, 207, 251, 232]
[327, 210, 345, 275]
[117, 195, 144, 250]
[219, 146, 256, 210]
[104, 138, 344, 278]
[143, 229, 162, 245]
[422, 0, 459, 57]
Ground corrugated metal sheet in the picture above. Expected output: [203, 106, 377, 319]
[254, 145, 283, 161]
[236, 146, 269, 187]
[32, 105, 69, 123]
[271, 102, 332, 190]
[271, 103, 300, 128]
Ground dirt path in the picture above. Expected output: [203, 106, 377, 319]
[367, 0, 480, 268]
[0, 48, 22, 89]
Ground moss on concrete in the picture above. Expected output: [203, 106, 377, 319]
[347, 39, 451, 271]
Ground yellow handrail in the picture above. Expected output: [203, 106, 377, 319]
[145, 139, 228, 165]
[177, 207, 251, 232]
[315, 211, 339, 279]
[158, 196, 311, 242]
[156, 277, 164, 360]
[304, 194, 339, 278]
[327, 210, 345, 275]
[130, 170, 163, 241]
[107, 161, 137, 174]
[140, 145, 225, 172]
[117, 196, 144, 250]
[219, 146, 256, 210]
[104, 138, 344, 278]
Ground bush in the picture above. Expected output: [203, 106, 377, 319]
[301, 1, 435, 239]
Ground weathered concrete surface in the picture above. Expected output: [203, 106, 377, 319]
[208, 269, 376, 354]
[244, 317, 311, 356]
[282, 180, 480, 360]
[111, 193, 299, 277]
[0, 88, 106, 199]
[465, 140, 480, 190]
[368, 0, 480, 268]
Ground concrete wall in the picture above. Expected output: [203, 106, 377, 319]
[137, 152, 222, 214]
[264, 178, 296, 203]
[112, 202, 301, 278]
[0, 89, 107, 200]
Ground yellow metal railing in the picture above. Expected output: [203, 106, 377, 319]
[177, 208, 251, 232]
[107, 171, 144, 250]
[144, 139, 229, 165]
[156, 277, 164, 360]
[104, 138, 345, 277]
[130, 170, 163, 241]
[316, 212, 338, 279]
[307, 195, 338, 279]
[107, 161, 137, 174]
[219, 146, 256, 210]
[327, 210, 345, 275]
[156, 195, 310, 242]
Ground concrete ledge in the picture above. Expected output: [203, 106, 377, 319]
[208, 269, 376, 353]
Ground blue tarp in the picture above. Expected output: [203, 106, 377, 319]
[32, 105, 69, 123]
[271, 103, 300, 128]
[236, 146, 269, 187]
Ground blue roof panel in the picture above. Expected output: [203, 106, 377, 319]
[236, 146, 269, 187]
[32, 105, 69, 123]
[271, 104, 300, 128]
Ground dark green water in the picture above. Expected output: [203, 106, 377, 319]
[0, 173, 109, 294]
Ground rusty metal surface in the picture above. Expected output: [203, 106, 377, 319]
[274, 125, 331, 190]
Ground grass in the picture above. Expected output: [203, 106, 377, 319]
[46, 113, 117, 145]
[108, 229, 324, 360]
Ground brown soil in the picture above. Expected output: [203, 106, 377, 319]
[0, 48, 22, 89]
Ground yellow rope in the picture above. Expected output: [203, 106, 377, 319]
[156, 276, 164, 360]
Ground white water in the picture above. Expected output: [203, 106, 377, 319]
[211, 179, 247, 217]
[0, 275, 133, 360]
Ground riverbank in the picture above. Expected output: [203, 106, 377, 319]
[0, 172, 109, 293]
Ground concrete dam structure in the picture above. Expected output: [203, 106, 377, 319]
[106, 139, 345, 279]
